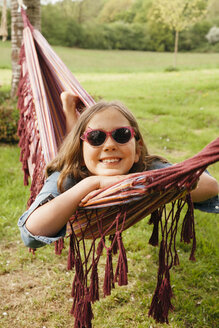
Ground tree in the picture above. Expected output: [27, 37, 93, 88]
[0, 0, 8, 41]
[58, 0, 105, 24]
[99, 0, 133, 23]
[11, 0, 41, 98]
[149, 0, 208, 67]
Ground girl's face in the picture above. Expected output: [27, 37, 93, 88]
[82, 108, 140, 176]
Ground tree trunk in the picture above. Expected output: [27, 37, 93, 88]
[11, 0, 41, 98]
[173, 30, 179, 68]
[0, 0, 8, 41]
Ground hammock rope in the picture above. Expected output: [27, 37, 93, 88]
[17, 9, 219, 328]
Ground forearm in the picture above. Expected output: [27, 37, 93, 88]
[25, 177, 99, 237]
[191, 172, 219, 203]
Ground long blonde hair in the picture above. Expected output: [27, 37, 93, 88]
[46, 100, 165, 192]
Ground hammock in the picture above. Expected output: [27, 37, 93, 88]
[17, 8, 219, 328]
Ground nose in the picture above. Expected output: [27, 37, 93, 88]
[103, 135, 117, 151]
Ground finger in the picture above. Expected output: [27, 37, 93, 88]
[80, 189, 101, 206]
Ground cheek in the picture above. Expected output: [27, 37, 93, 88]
[82, 143, 98, 165]
[82, 143, 89, 164]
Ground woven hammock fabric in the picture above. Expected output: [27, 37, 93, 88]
[17, 9, 219, 328]
[17, 9, 95, 205]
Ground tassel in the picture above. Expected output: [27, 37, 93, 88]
[55, 237, 65, 255]
[71, 257, 84, 315]
[148, 268, 174, 324]
[103, 249, 114, 296]
[181, 195, 196, 261]
[89, 261, 99, 303]
[74, 295, 93, 328]
[114, 232, 128, 286]
[28, 248, 36, 255]
[158, 269, 174, 321]
[181, 194, 194, 243]
[83, 291, 93, 328]
[148, 209, 161, 246]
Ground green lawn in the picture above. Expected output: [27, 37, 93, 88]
[0, 43, 218, 328]
[1, 40, 219, 73]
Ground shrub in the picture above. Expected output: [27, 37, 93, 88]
[206, 26, 219, 44]
[41, 4, 84, 47]
[0, 89, 19, 144]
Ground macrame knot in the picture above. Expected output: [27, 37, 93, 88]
[103, 249, 114, 296]
[109, 234, 118, 254]
[148, 209, 161, 246]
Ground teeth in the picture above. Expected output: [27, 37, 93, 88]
[102, 158, 120, 163]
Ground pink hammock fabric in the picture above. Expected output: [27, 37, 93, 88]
[17, 9, 219, 328]
[17, 9, 95, 206]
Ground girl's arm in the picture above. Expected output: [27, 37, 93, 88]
[190, 171, 219, 203]
[25, 175, 124, 237]
[61, 91, 80, 134]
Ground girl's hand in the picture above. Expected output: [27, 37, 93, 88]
[61, 91, 80, 133]
[190, 171, 219, 202]
[80, 175, 127, 205]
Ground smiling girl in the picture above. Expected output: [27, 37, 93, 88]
[18, 94, 219, 248]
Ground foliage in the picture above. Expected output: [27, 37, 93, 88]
[206, 26, 219, 43]
[98, 0, 133, 23]
[179, 20, 212, 50]
[149, 0, 208, 33]
[1, 0, 216, 52]
[149, 0, 209, 66]
[0, 87, 19, 143]
[41, 4, 84, 47]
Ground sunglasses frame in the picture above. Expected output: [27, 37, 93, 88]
[80, 126, 135, 146]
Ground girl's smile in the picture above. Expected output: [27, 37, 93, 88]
[100, 157, 121, 164]
[82, 108, 140, 176]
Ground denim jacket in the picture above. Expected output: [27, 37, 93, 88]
[18, 161, 219, 249]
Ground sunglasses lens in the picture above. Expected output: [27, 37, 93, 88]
[87, 130, 106, 146]
[112, 127, 132, 144]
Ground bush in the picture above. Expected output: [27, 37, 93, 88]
[41, 4, 84, 47]
[0, 89, 19, 144]
[206, 26, 219, 44]
[179, 21, 212, 51]
[80, 22, 174, 51]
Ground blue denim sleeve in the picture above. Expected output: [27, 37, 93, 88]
[148, 160, 172, 171]
[18, 172, 66, 248]
[194, 195, 219, 213]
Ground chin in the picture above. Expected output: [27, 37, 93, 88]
[98, 168, 128, 176]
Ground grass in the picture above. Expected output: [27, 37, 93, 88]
[1, 41, 219, 73]
[0, 42, 219, 328]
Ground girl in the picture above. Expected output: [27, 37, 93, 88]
[18, 94, 219, 248]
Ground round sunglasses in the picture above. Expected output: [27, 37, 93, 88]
[80, 126, 135, 147]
